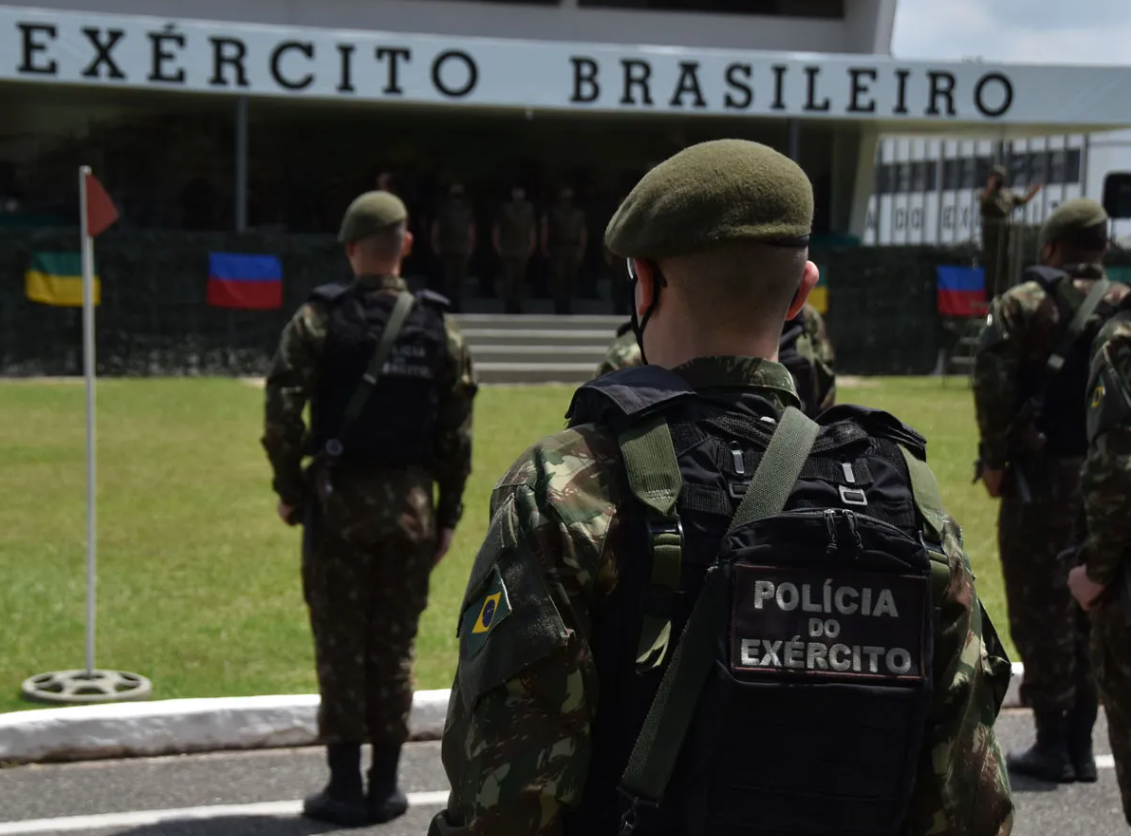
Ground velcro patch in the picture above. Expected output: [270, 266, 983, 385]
[730, 565, 928, 683]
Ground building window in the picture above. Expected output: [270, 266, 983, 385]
[1007, 152, 1029, 187]
[961, 157, 978, 189]
[1030, 151, 1050, 185]
[1065, 149, 1082, 184]
[896, 162, 912, 194]
[577, 0, 845, 18]
[1050, 149, 1066, 185]
[943, 159, 961, 191]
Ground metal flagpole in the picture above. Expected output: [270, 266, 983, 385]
[79, 166, 97, 678]
[19, 168, 151, 705]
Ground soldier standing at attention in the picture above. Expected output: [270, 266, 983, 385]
[542, 185, 588, 315]
[980, 164, 1042, 299]
[1070, 293, 1131, 826]
[593, 302, 838, 418]
[432, 182, 477, 311]
[430, 139, 1013, 836]
[972, 198, 1126, 784]
[492, 184, 537, 314]
[262, 191, 478, 828]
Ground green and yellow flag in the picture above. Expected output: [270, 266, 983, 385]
[24, 252, 100, 307]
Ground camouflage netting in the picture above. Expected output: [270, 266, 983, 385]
[3, 227, 1129, 378]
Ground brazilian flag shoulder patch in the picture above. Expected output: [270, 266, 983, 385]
[459, 565, 512, 658]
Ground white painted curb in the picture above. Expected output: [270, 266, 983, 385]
[0, 666, 1027, 766]
[0, 689, 450, 766]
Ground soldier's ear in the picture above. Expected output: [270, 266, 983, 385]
[786, 261, 819, 321]
[403, 231, 414, 258]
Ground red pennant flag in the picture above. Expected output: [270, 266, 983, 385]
[84, 172, 119, 238]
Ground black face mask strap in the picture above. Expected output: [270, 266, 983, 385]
[627, 258, 665, 366]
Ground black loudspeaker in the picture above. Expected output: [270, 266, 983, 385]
[1102, 173, 1131, 219]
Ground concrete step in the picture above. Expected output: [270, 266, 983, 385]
[461, 328, 618, 347]
[472, 345, 607, 365]
[476, 362, 596, 385]
[454, 314, 625, 332]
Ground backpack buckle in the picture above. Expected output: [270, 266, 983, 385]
[325, 439, 344, 459]
[647, 517, 683, 554]
[839, 486, 868, 507]
[617, 790, 660, 836]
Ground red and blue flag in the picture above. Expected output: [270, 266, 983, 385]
[207, 252, 283, 310]
[936, 265, 985, 317]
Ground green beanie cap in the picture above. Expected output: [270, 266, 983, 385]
[338, 191, 408, 244]
[605, 139, 814, 260]
[1038, 198, 1108, 253]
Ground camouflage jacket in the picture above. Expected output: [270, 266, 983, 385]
[261, 274, 477, 530]
[1081, 304, 1131, 588]
[429, 357, 1013, 836]
[972, 264, 1129, 469]
[593, 304, 837, 413]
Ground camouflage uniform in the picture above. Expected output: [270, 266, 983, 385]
[495, 198, 537, 315]
[428, 357, 1012, 836]
[543, 202, 588, 315]
[434, 198, 476, 311]
[593, 304, 837, 415]
[1080, 305, 1131, 824]
[973, 262, 1128, 779]
[432, 139, 1012, 836]
[263, 272, 476, 746]
[980, 189, 1024, 298]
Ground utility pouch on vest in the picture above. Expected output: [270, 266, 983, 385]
[616, 408, 942, 836]
[322, 290, 416, 463]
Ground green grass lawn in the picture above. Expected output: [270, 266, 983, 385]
[0, 376, 1006, 715]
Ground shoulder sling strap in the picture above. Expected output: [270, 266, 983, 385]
[617, 407, 819, 834]
[898, 446, 952, 601]
[324, 290, 417, 460]
[1047, 276, 1112, 376]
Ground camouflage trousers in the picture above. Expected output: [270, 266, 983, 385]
[549, 251, 583, 315]
[499, 255, 529, 315]
[303, 509, 435, 745]
[1092, 595, 1131, 825]
[998, 473, 1090, 714]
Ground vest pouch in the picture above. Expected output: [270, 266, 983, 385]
[678, 508, 935, 836]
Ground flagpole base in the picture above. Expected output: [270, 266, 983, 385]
[21, 670, 152, 706]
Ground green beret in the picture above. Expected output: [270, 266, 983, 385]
[338, 191, 407, 244]
[991, 164, 1008, 178]
[605, 139, 813, 259]
[1038, 198, 1109, 252]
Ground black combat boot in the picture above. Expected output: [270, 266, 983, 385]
[368, 744, 410, 824]
[1069, 693, 1100, 783]
[1006, 709, 1077, 783]
[302, 742, 369, 827]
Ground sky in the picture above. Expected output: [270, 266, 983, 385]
[890, 0, 1131, 65]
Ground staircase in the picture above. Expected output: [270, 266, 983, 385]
[454, 314, 625, 385]
[940, 302, 989, 383]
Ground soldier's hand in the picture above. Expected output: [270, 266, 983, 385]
[982, 468, 1004, 498]
[278, 501, 299, 525]
[1068, 565, 1106, 612]
[434, 527, 455, 567]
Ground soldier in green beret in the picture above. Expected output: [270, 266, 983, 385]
[430, 140, 1012, 836]
[973, 197, 1127, 786]
[980, 163, 1043, 298]
[263, 190, 478, 827]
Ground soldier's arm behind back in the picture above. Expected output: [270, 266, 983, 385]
[433, 315, 479, 531]
[261, 304, 321, 507]
[429, 429, 622, 836]
[903, 512, 1014, 836]
[1082, 323, 1131, 587]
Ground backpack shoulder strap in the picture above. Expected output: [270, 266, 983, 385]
[898, 446, 951, 601]
[617, 407, 818, 829]
[617, 413, 684, 673]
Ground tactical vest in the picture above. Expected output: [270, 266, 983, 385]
[307, 282, 450, 468]
[779, 318, 820, 416]
[1021, 266, 1120, 458]
[562, 366, 947, 836]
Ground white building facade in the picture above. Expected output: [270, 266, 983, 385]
[864, 128, 1131, 246]
[1, 0, 1130, 239]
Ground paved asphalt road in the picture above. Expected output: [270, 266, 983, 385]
[0, 708, 1126, 835]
